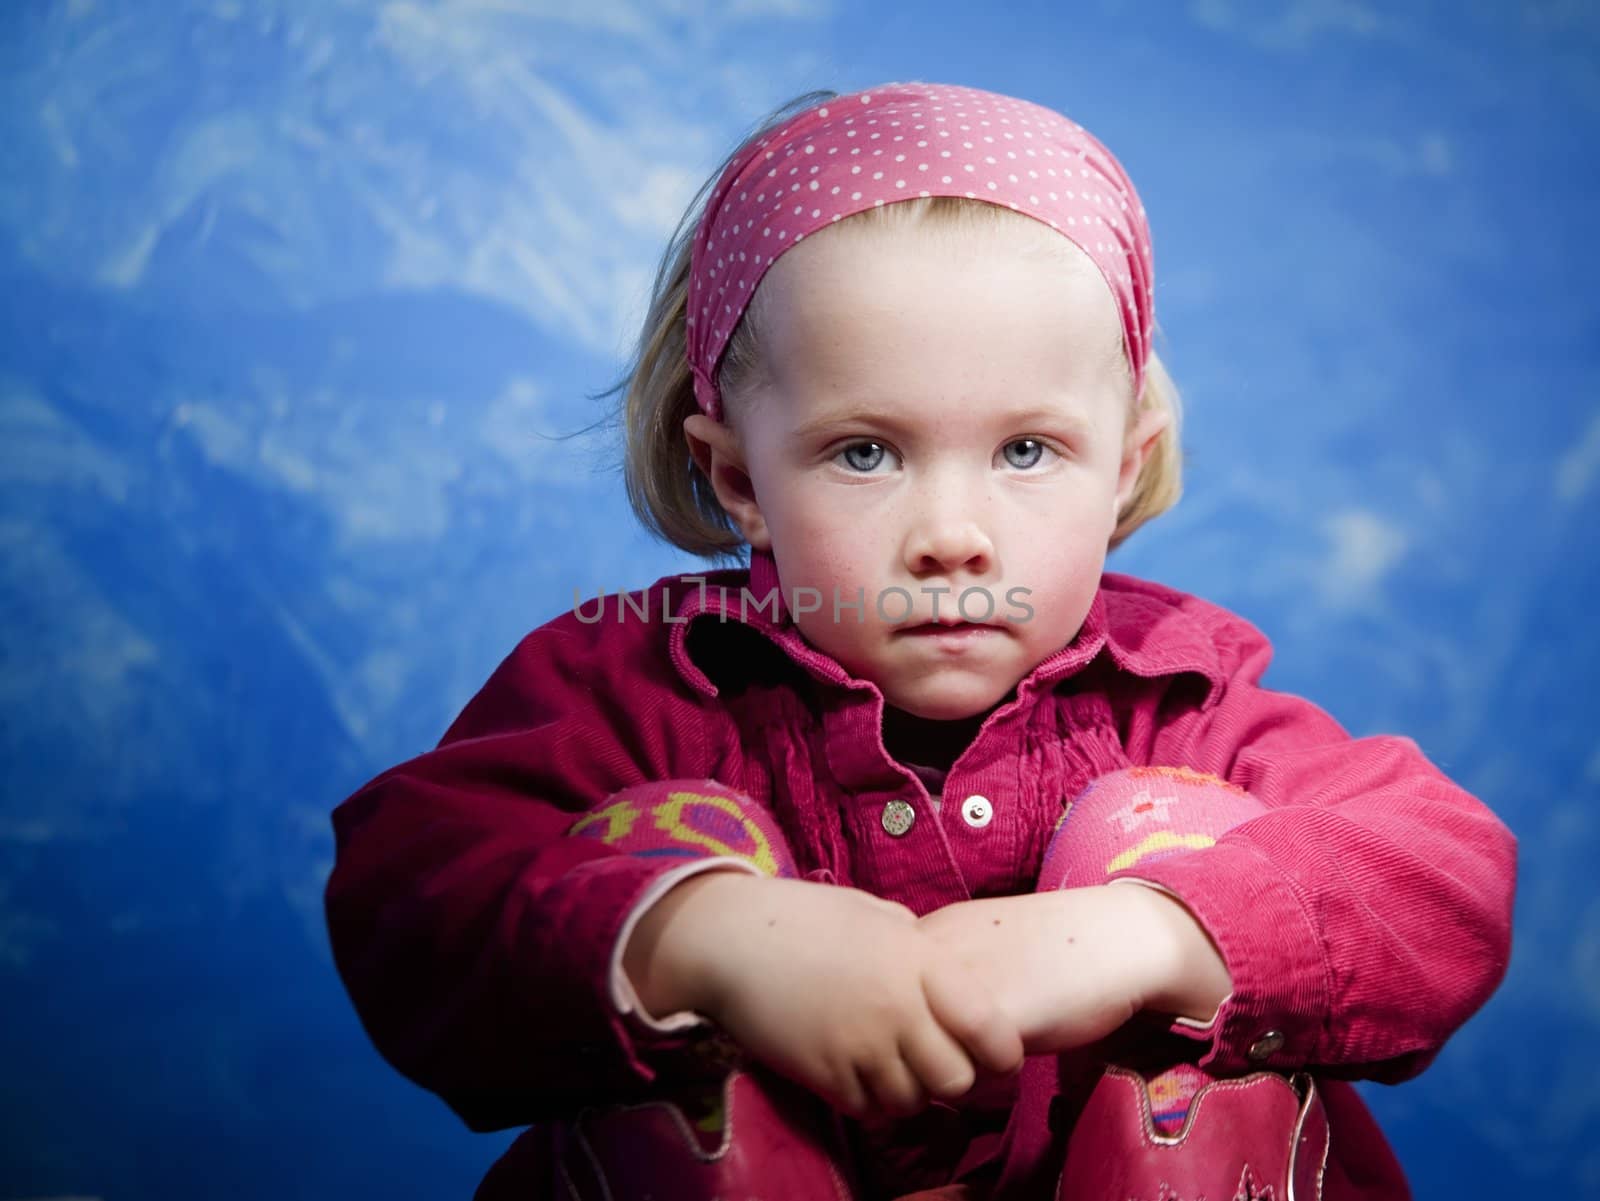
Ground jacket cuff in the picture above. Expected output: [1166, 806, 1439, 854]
[538, 853, 736, 1087]
[609, 856, 769, 1032]
[1104, 842, 1331, 1075]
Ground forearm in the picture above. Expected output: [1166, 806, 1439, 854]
[917, 885, 1229, 1055]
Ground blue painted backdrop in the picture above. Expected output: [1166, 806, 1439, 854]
[2, 1, 1595, 1196]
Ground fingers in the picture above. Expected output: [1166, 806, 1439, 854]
[820, 1058, 871, 1118]
[898, 1019, 977, 1102]
[922, 960, 1025, 1078]
[853, 1048, 929, 1117]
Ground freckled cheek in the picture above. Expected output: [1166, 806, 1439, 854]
[770, 497, 866, 585]
[1014, 538, 1101, 603]
[788, 487, 885, 547]
[803, 543, 876, 598]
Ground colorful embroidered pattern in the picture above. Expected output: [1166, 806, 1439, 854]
[1126, 764, 1252, 795]
[1105, 830, 1217, 873]
[1146, 1062, 1212, 1132]
[567, 783, 799, 878]
[1105, 787, 1179, 833]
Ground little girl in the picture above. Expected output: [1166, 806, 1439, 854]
[324, 81, 1517, 1200]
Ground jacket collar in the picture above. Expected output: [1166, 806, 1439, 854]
[665, 546, 1226, 708]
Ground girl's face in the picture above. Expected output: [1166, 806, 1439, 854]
[685, 216, 1168, 722]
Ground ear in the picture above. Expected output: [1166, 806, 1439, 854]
[1113, 405, 1172, 518]
[683, 412, 773, 551]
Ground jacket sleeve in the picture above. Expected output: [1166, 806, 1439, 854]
[1108, 603, 1519, 1084]
[323, 609, 761, 1131]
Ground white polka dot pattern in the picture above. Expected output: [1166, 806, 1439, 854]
[686, 81, 1155, 423]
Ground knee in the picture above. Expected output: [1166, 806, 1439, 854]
[1038, 766, 1268, 890]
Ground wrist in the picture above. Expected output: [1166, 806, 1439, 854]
[623, 869, 764, 1017]
[1114, 882, 1232, 1023]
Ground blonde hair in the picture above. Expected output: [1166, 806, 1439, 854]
[599, 89, 1184, 564]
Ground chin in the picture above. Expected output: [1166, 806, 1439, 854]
[885, 682, 1010, 722]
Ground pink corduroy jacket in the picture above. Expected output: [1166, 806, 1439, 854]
[324, 547, 1517, 1200]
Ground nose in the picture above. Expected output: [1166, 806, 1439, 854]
[902, 489, 995, 579]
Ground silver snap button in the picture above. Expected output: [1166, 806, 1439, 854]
[881, 799, 916, 837]
[960, 794, 993, 828]
[1247, 1030, 1285, 1061]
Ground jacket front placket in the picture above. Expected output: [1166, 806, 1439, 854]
[816, 681, 974, 913]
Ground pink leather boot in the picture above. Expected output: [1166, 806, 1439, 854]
[474, 1065, 861, 1200]
[552, 1065, 860, 1201]
[1056, 1064, 1329, 1200]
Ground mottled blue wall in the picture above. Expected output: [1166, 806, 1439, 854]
[2, 1, 1595, 1197]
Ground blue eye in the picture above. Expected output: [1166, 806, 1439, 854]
[838, 441, 892, 472]
[1003, 439, 1049, 469]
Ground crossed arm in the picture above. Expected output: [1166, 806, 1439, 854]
[621, 868, 1230, 1118]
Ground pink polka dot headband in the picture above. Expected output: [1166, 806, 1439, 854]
[685, 80, 1155, 424]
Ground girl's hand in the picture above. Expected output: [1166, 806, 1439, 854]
[916, 884, 1204, 1056]
[626, 872, 1024, 1118]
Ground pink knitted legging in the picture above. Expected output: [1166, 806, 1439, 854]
[569, 765, 1266, 1141]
